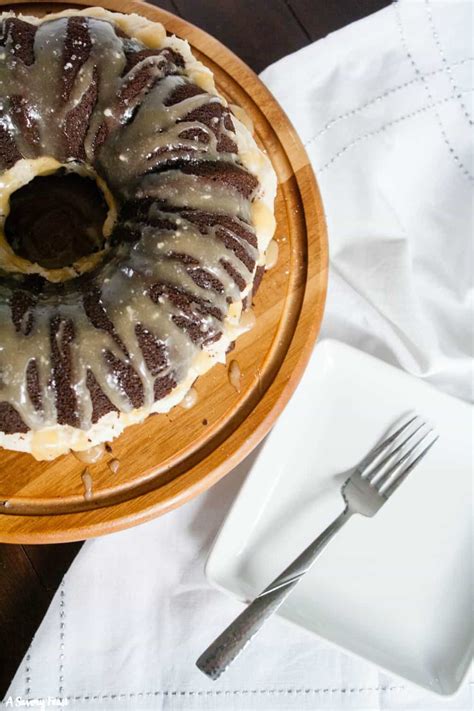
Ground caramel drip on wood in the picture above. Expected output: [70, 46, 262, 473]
[265, 240, 279, 270]
[180, 386, 198, 409]
[228, 359, 241, 392]
[108, 458, 120, 474]
[73, 443, 106, 464]
[81, 467, 93, 500]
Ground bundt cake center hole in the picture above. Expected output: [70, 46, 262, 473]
[5, 171, 109, 270]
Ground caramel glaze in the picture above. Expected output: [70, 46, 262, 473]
[0, 13, 264, 446]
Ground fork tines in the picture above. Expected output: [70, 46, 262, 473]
[358, 416, 439, 498]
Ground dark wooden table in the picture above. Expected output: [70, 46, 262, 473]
[0, 0, 390, 696]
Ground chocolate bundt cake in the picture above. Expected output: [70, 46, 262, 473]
[0, 8, 276, 460]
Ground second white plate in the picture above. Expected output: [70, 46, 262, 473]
[206, 340, 473, 696]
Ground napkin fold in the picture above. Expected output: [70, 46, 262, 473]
[5, 1, 473, 709]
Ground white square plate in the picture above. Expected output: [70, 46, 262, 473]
[206, 340, 473, 696]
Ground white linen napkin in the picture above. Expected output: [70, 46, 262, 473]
[5, 1, 473, 709]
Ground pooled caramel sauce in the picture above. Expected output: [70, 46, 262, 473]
[73, 443, 106, 464]
[239, 308, 256, 333]
[228, 359, 241, 392]
[108, 458, 120, 474]
[181, 386, 198, 409]
[0, 14, 261, 436]
[81, 467, 94, 500]
[265, 240, 279, 270]
[229, 103, 254, 134]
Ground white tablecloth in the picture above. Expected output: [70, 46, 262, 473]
[5, 1, 473, 709]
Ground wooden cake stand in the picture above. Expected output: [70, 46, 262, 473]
[0, 0, 328, 542]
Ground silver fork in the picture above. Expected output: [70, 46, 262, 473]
[196, 415, 438, 680]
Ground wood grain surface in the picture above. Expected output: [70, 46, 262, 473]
[0, 0, 390, 696]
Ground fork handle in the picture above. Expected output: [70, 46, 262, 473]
[197, 507, 351, 680]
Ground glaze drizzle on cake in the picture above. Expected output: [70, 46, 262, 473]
[0, 8, 276, 460]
